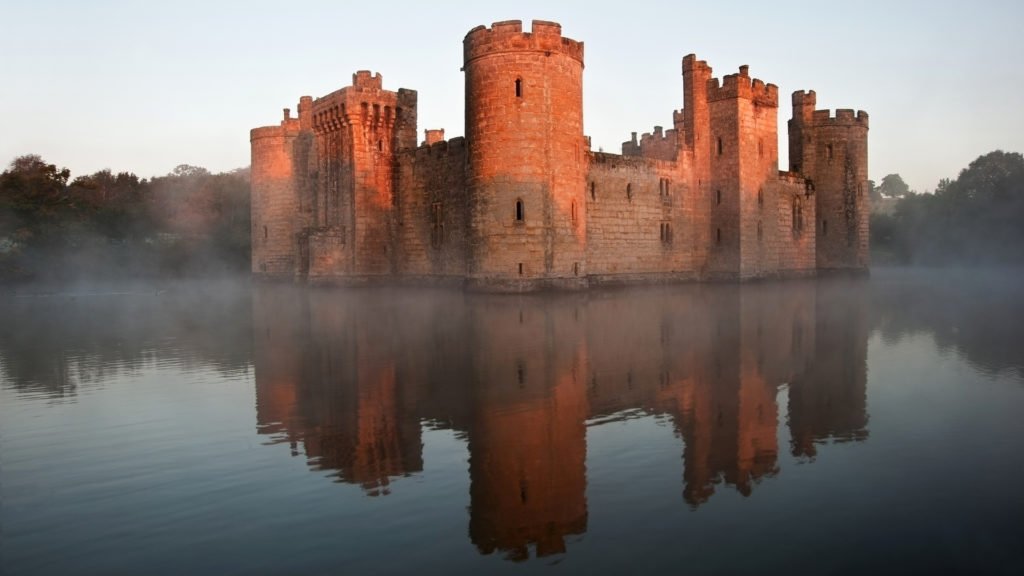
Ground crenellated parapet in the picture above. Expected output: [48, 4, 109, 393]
[463, 20, 584, 66]
[811, 109, 869, 128]
[707, 65, 778, 106]
[303, 73, 418, 150]
[409, 136, 467, 162]
[351, 70, 383, 90]
[622, 125, 678, 161]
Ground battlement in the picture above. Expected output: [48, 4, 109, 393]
[423, 129, 445, 146]
[792, 90, 817, 108]
[811, 108, 869, 128]
[250, 122, 300, 141]
[463, 20, 584, 66]
[682, 54, 711, 74]
[409, 136, 467, 161]
[352, 70, 383, 90]
[707, 65, 778, 105]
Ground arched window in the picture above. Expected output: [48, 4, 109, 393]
[792, 196, 804, 234]
[716, 189, 722, 206]
[515, 199, 524, 222]
[717, 137, 723, 156]
[515, 78, 523, 98]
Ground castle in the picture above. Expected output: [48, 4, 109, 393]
[251, 20, 869, 290]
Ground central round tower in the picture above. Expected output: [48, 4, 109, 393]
[463, 20, 587, 290]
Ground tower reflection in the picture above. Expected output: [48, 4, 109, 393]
[252, 279, 869, 559]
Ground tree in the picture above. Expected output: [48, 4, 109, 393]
[0, 154, 71, 212]
[874, 151, 1024, 266]
[877, 173, 910, 198]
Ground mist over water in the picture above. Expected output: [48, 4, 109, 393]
[2, 268, 1023, 574]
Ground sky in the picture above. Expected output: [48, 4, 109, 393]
[1, 0, 1022, 193]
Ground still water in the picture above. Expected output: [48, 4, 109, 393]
[1, 269, 1023, 575]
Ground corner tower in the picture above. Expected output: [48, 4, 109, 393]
[788, 95, 869, 272]
[463, 20, 587, 290]
[251, 109, 305, 278]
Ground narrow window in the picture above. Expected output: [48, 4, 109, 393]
[716, 189, 722, 206]
[515, 78, 522, 98]
[716, 228, 722, 245]
[590, 181, 596, 201]
[518, 262, 523, 276]
[758, 139, 764, 158]
[263, 225, 268, 240]
[431, 202, 444, 247]
[757, 188, 763, 207]
[515, 199, 524, 222]
[792, 196, 804, 234]
[573, 262, 579, 276]
[571, 200, 577, 223]
[626, 183, 633, 200]
[717, 137, 723, 156]
[378, 140, 383, 152]
[827, 143, 834, 161]
[665, 179, 670, 197]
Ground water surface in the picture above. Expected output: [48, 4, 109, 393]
[2, 269, 1023, 575]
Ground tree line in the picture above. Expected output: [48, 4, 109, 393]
[0, 155, 250, 283]
[871, 150, 1024, 266]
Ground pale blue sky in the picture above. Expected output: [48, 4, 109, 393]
[1, 0, 1021, 192]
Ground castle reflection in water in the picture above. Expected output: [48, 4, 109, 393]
[252, 280, 869, 561]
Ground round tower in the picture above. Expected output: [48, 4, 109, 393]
[810, 109, 870, 272]
[251, 112, 303, 279]
[463, 20, 587, 290]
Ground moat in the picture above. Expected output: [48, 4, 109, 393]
[2, 268, 1023, 575]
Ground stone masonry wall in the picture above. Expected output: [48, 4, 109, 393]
[394, 138, 469, 279]
[585, 153, 697, 282]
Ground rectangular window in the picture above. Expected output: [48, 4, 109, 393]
[431, 202, 444, 247]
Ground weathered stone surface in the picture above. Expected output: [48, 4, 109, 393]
[250, 20, 869, 290]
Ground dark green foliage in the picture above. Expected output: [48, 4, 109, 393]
[0, 154, 250, 283]
[871, 151, 1024, 266]
[877, 173, 910, 199]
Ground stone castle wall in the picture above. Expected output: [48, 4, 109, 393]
[250, 20, 869, 290]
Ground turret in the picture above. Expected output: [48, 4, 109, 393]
[463, 20, 587, 289]
[305, 72, 418, 277]
[704, 64, 781, 279]
[250, 114, 303, 278]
